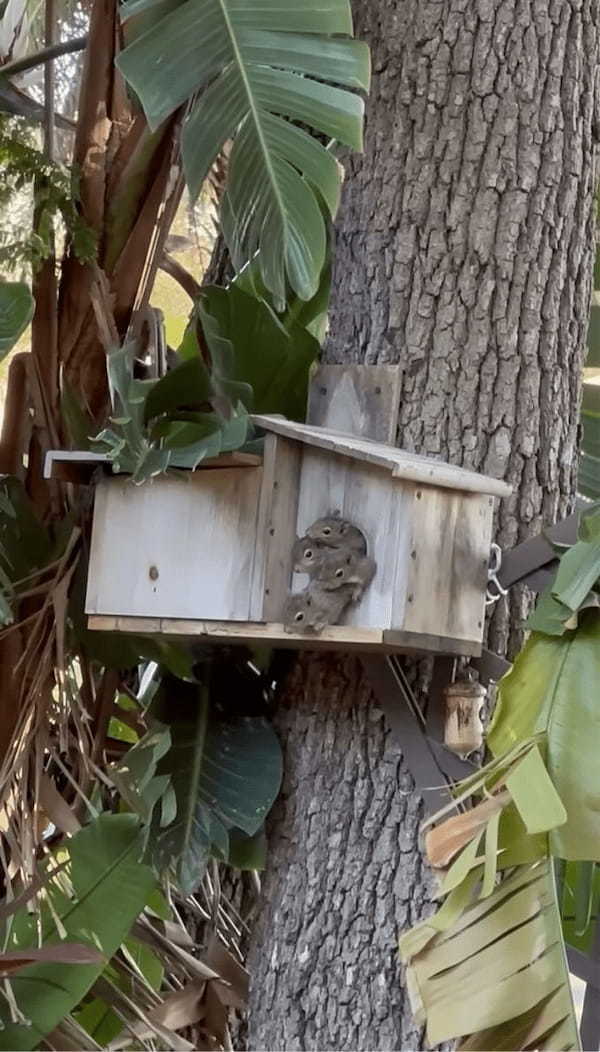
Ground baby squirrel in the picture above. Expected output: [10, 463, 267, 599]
[292, 538, 376, 602]
[283, 584, 356, 634]
[306, 513, 367, 553]
[283, 513, 376, 633]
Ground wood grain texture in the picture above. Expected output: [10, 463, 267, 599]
[252, 434, 302, 622]
[252, 414, 512, 497]
[44, 448, 261, 480]
[294, 448, 413, 630]
[87, 614, 386, 650]
[307, 364, 401, 443]
[87, 615, 481, 656]
[85, 469, 262, 620]
[399, 488, 493, 645]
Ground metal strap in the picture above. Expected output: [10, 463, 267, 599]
[497, 508, 582, 592]
[361, 655, 470, 816]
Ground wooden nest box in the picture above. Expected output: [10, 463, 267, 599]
[46, 415, 511, 656]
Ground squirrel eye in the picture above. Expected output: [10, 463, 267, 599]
[322, 527, 331, 535]
[335, 568, 344, 578]
[295, 611, 304, 622]
[304, 549, 313, 558]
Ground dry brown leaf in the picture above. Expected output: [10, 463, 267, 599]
[425, 790, 511, 868]
[38, 774, 81, 836]
[206, 936, 249, 1010]
[203, 982, 229, 1048]
[147, 979, 206, 1030]
[0, 942, 103, 975]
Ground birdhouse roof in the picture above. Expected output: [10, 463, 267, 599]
[251, 415, 511, 498]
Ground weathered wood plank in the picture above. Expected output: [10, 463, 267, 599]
[396, 488, 492, 647]
[382, 629, 482, 657]
[253, 435, 302, 622]
[87, 614, 386, 650]
[87, 613, 482, 656]
[85, 470, 262, 621]
[307, 364, 401, 444]
[44, 448, 261, 481]
[294, 448, 411, 629]
[251, 414, 512, 497]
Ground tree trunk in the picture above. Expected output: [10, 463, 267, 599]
[246, 0, 600, 1048]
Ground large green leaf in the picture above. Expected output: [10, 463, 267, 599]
[551, 532, 600, 611]
[560, 859, 600, 951]
[0, 814, 155, 1050]
[92, 342, 252, 481]
[198, 283, 320, 420]
[0, 280, 33, 358]
[111, 722, 173, 824]
[150, 682, 282, 893]
[234, 238, 331, 341]
[488, 618, 600, 860]
[143, 356, 214, 423]
[400, 861, 579, 1050]
[117, 0, 369, 304]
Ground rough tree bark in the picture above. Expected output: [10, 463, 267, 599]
[247, 0, 600, 1048]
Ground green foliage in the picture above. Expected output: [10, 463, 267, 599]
[401, 739, 581, 1048]
[400, 508, 600, 1049]
[528, 502, 600, 634]
[0, 116, 96, 272]
[488, 619, 600, 861]
[0, 814, 155, 1050]
[401, 861, 578, 1050]
[0, 280, 33, 356]
[114, 674, 283, 893]
[0, 9, 360, 1046]
[233, 234, 332, 342]
[117, 0, 368, 306]
[198, 282, 320, 421]
[90, 343, 252, 482]
[559, 860, 600, 950]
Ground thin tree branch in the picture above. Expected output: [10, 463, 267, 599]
[0, 35, 87, 79]
[159, 253, 202, 302]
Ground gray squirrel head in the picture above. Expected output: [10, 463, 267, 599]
[283, 591, 313, 632]
[306, 515, 367, 552]
[291, 536, 324, 573]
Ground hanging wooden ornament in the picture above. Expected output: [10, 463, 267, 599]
[443, 679, 486, 759]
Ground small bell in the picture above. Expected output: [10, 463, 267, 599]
[443, 678, 486, 758]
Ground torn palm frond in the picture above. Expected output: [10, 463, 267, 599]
[400, 860, 579, 1050]
[401, 730, 580, 1050]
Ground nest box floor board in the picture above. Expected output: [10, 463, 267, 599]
[87, 616, 481, 656]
